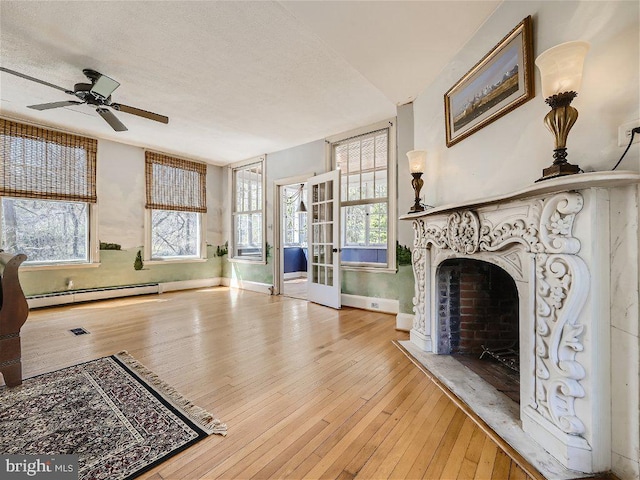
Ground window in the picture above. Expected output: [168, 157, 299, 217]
[343, 203, 387, 246]
[150, 210, 200, 258]
[145, 152, 206, 260]
[230, 158, 265, 262]
[283, 185, 307, 247]
[330, 121, 396, 269]
[0, 119, 97, 266]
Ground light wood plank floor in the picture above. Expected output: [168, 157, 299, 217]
[283, 278, 308, 300]
[14, 287, 542, 480]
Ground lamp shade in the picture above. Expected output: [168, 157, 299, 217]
[535, 41, 590, 99]
[407, 150, 427, 174]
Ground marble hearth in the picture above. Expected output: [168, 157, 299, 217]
[400, 171, 640, 478]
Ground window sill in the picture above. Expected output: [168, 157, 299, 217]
[22, 262, 101, 272]
[228, 257, 267, 265]
[341, 264, 397, 274]
[144, 257, 207, 265]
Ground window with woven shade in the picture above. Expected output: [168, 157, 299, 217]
[145, 152, 207, 260]
[0, 119, 98, 265]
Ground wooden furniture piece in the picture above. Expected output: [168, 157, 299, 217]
[0, 252, 29, 387]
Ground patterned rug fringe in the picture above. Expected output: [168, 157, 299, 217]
[115, 351, 227, 436]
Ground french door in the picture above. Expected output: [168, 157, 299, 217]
[307, 170, 341, 309]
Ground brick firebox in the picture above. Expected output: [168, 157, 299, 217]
[437, 258, 519, 356]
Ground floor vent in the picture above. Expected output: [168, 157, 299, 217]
[70, 328, 89, 336]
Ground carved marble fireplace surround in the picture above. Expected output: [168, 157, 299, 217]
[401, 172, 640, 478]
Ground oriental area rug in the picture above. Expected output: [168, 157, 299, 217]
[0, 351, 226, 479]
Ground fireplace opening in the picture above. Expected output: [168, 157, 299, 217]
[437, 258, 520, 403]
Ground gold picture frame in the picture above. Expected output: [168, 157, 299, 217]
[445, 16, 534, 147]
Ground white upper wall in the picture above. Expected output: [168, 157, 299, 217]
[413, 0, 639, 205]
[265, 139, 327, 246]
[97, 138, 224, 250]
[97, 140, 146, 249]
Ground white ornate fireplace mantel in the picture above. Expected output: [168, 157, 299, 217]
[400, 171, 640, 476]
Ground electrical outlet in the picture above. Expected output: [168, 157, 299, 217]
[618, 119, 640, 147]
[370, 302, 380, 309]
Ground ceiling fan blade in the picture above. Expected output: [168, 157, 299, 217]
[28, 100, 84, 111]
[0, 67, 73, 94]
[96, 108, 128, 132]
[111, 103, 169, 124]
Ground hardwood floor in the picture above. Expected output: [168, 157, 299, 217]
[14, 287, 541, 479]
[283, 278, 308, 300]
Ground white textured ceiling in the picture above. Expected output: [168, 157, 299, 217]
[0, 1, 500, 165]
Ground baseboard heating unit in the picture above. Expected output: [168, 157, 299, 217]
[27, 283, 160, 309]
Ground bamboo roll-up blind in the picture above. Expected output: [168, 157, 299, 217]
[145, 151, 207, 213]
[0, 119, 97, 203]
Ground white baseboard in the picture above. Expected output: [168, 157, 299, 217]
[341, 293, 398, 314]
[27, 278, 224, 309]
[396, 313, 414, 331]
[159, 277, 222, 292]
[27, 283, 161, 309]
[221, 277, 274, 295]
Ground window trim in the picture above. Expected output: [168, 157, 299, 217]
[327, 119, 397, 272]
[229, 155, 267, 264]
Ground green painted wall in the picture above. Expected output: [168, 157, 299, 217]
[341, 264, 414, 314]
[341, 243, 414, 314]
[20, 246, 223, 296]
[221, 257, 273, 285]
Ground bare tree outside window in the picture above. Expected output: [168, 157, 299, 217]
[1, 198, 88, 263]
[151, 209, 199, 258]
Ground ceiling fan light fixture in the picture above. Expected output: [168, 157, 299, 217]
[90, 74, 120, 99]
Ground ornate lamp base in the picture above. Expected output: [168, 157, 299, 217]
[537, 148, 581, 182]
[409, 202, 425, 214]
[537, 92, 582, 183]
[409, 172, 425, 214]
[538, 163, 581, 181]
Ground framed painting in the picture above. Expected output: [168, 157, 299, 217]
[444, 16, 534, 147]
